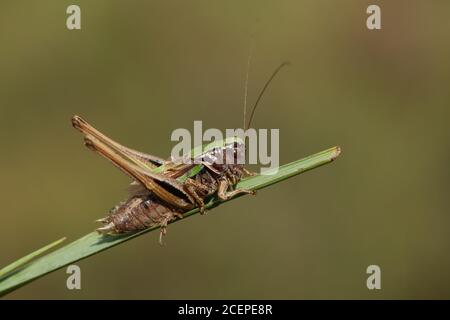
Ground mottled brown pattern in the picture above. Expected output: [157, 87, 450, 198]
[103, 195, 180, 234]
[72, 115, 255, 244]
[96, 160, 253, 244]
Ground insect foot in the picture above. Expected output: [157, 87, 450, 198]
[159, 227, 167, 246]
[218, 187, 256, 201]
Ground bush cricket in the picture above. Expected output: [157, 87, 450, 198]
[72, 62, 288, 244]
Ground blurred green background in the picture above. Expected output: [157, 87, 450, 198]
[1, 0, 449, 299]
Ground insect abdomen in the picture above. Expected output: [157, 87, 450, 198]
[97, 195, 179, 234]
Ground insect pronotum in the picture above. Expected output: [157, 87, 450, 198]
[72, 62, 289, 244]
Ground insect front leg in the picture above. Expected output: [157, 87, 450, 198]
[217, 179, 256, 201]
[243, 167, 257, 177]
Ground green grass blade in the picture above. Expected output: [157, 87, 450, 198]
[0, 237, 66, 278]
[0, 146, 340, 296]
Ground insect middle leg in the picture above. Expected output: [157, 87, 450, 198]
[183, 179, 212, 214]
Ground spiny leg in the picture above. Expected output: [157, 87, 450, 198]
[158, 212, 179, 246]
[72, 115, 165, 167]
[159, 225, 167, 246]
[217, 179, 256, 201]
[243, 167, 257, 177]
[186, 177, 212, 194]
[83, 135, 195, 210]
[183, 179, 207, 214]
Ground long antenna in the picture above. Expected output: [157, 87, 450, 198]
[242, 44, 254, 130]
[245, 61, 290, 130]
